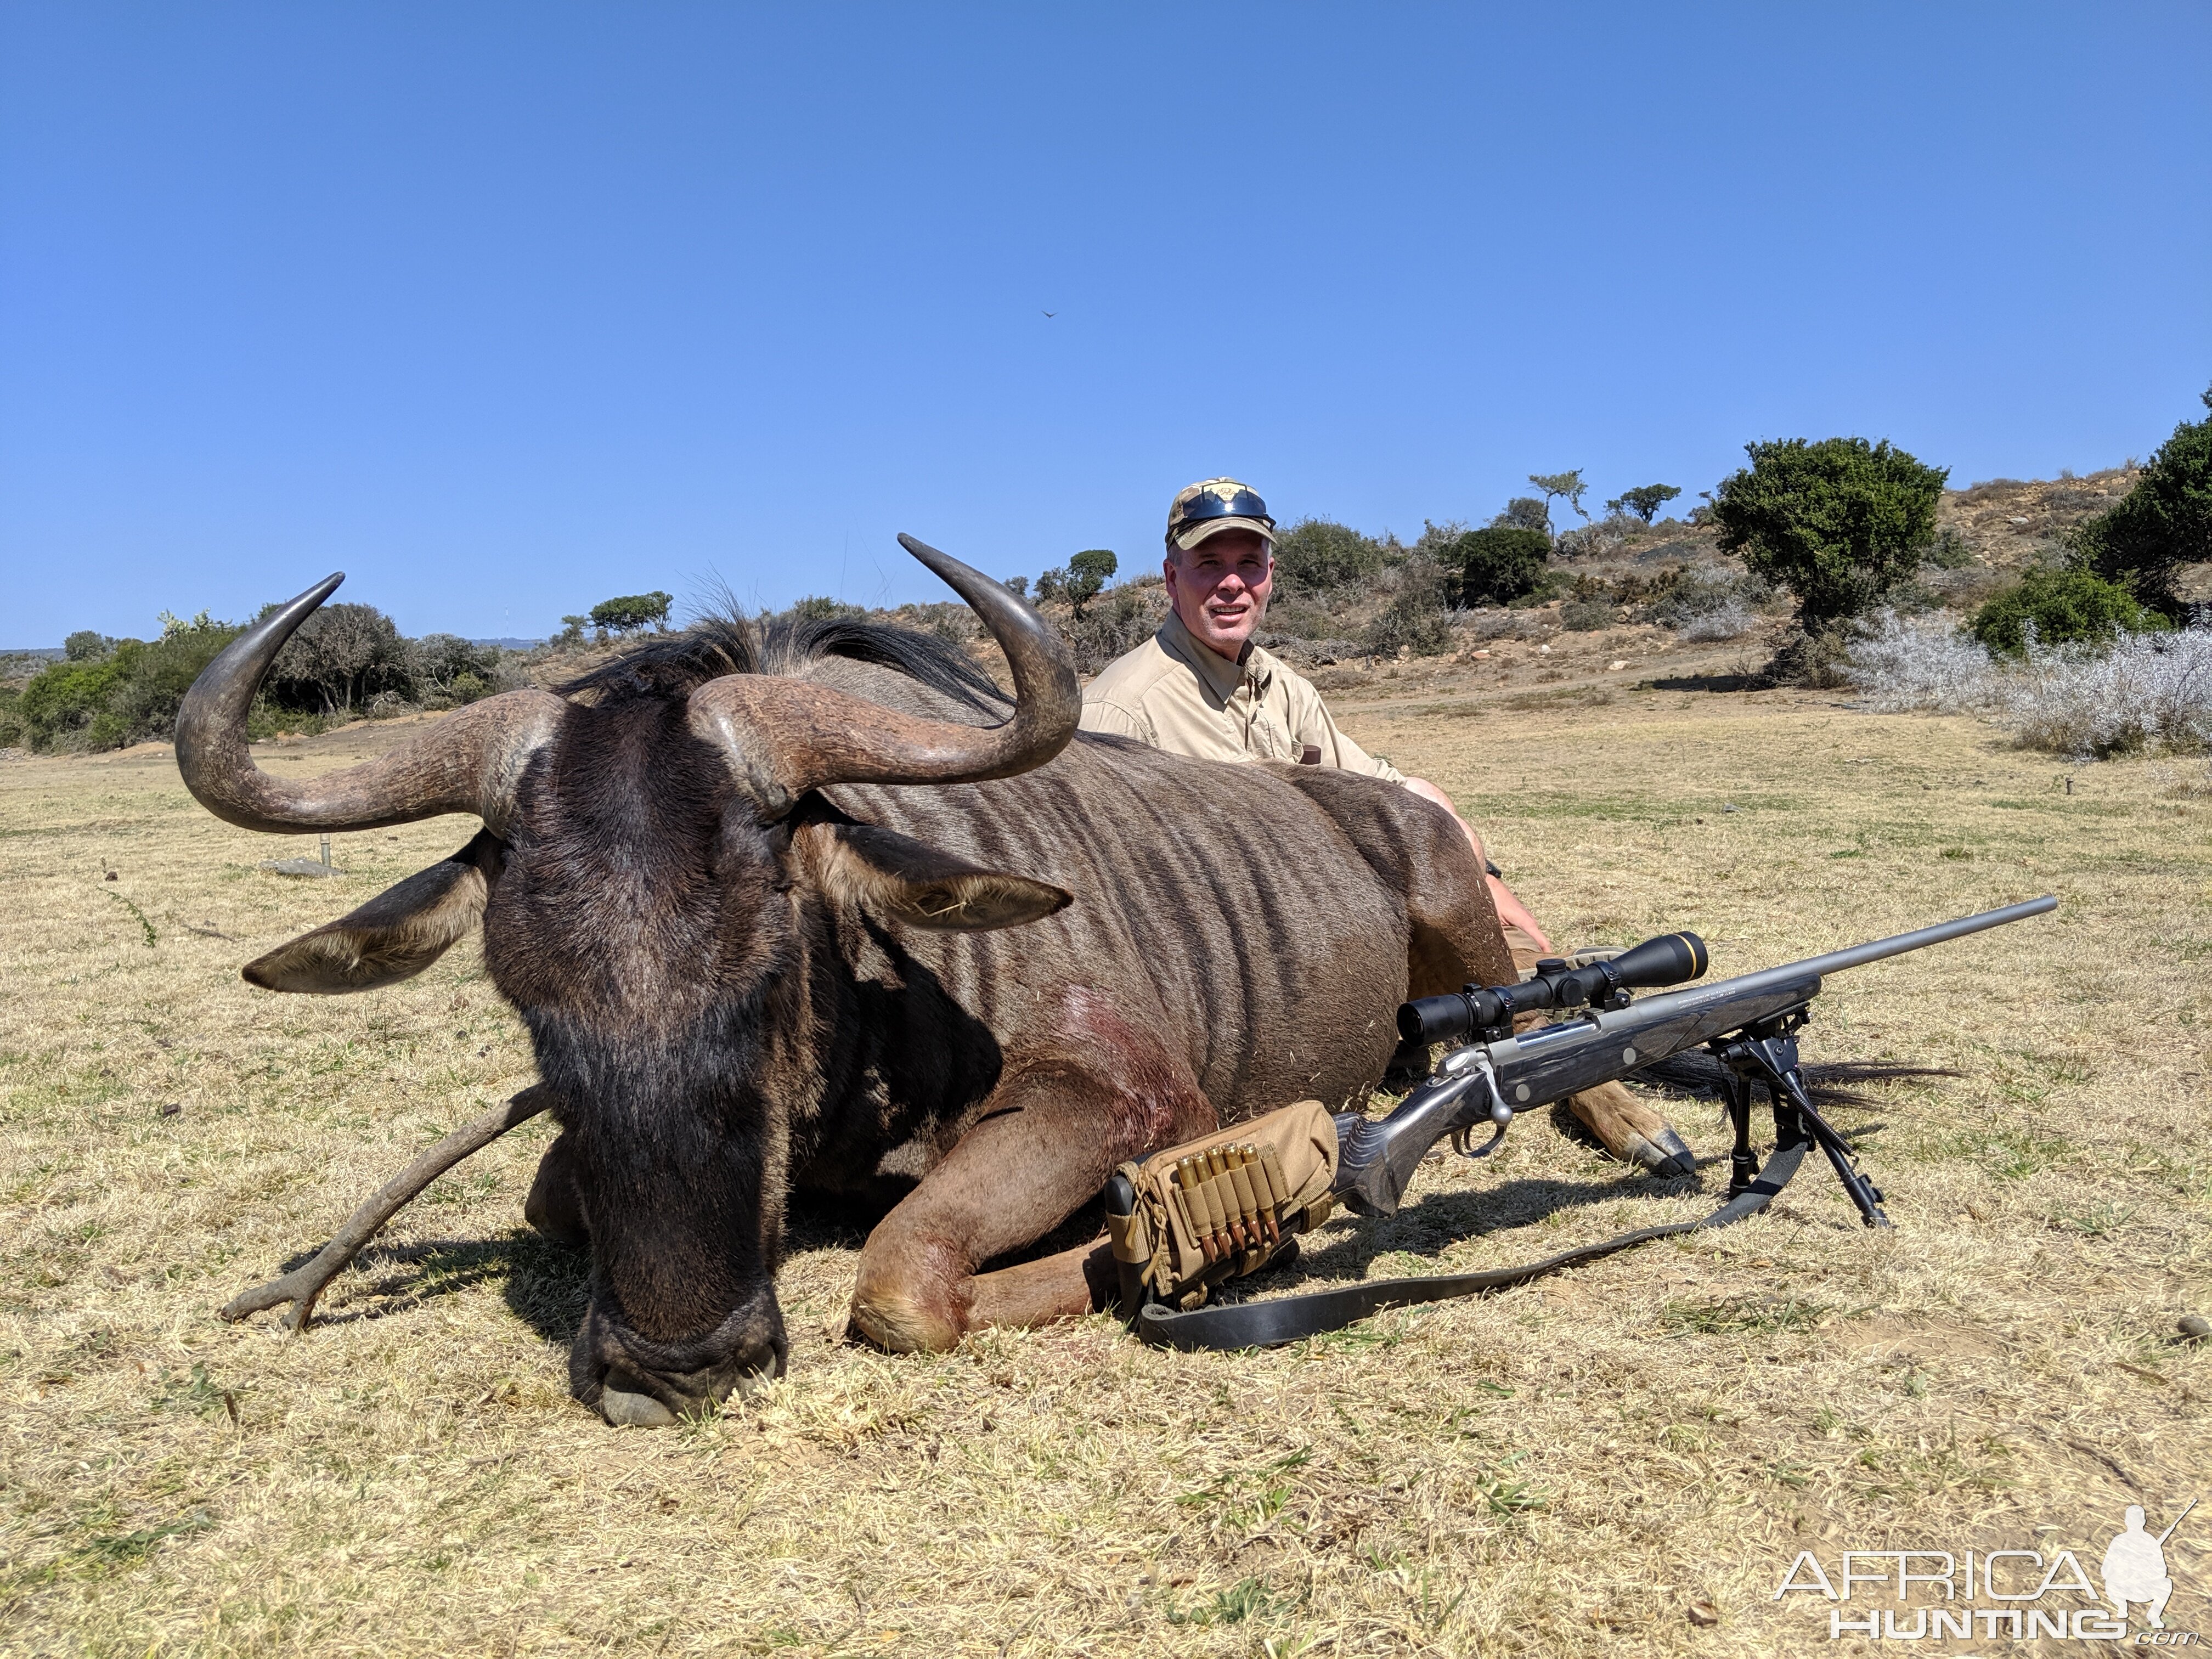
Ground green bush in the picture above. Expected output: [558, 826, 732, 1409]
[1925, 527, 1973, 569]
[1272, 518, 1386, 591]
[1363, 557, 1454, 657]
[785, 596, 865, 622]
[1711, 437, 1949, 625]
[14, 614, 249, 751]
[1968, 566, 2163, 656]
[2070, 384, 2212, 616]
[114, 618, 248, 737]
[413, 634, 501, 707]
[16, 651, 134, 749]
[1642, 563, 1773, 629]
[1559, 600, 1613, 631]
[1448, 526, 1552, 607]
[1064, 586, 1158, 673]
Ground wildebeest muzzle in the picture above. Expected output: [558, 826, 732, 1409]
[572, 1285, 788, 1427]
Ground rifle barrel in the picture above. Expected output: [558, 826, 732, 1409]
[2156, 1496, 2197, 1547]
[1595, 895, 2056, 1034]
[1745, 895, 2057, 983]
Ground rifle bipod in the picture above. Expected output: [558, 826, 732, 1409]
[1708, 1006, 1890, 1228]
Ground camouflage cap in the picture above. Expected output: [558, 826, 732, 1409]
[1167, 478, 1276, 552]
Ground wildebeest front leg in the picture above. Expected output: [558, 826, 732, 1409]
[850, 1021, 1213, 1353]
[219, 1086, 553, 1331]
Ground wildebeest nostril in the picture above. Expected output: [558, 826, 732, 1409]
[600, 1375, 679, 1428]
[596, 1352, 777, 1427]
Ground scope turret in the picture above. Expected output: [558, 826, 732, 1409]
[1396, 930, 1709, 1047]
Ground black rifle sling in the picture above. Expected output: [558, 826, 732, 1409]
[1134, 1139, 1810, 1352]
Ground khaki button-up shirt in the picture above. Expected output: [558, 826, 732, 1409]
[1079, 608, 1405, 783]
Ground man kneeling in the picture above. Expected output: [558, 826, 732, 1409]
[1079, 477, 1692, 1176]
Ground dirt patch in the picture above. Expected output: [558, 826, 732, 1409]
[1842, 1314, 2005, 1362]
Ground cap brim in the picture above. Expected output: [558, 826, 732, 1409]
[1173, 516, 1276, 552]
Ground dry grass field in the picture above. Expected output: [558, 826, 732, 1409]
[3, 671, 2208, 1656]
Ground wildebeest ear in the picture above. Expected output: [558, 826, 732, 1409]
[242, 830, 507, 994]
[800, 822, 1071, 932]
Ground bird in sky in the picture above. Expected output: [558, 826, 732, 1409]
[1041, 310, 1055, 318]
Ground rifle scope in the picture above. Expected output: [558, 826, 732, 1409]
[1397, 930, 1709, 1047]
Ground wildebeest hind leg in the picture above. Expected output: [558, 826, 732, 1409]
[850, 1040, 1212, 1353]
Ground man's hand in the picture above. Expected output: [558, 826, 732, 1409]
[1486, 878, 1554, 960]
[1401, 776, 1555, 957]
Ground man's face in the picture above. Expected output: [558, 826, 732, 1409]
[1165, 529, 1273, 659]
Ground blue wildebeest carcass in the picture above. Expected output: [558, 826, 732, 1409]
[180, 539, 1688, 1424]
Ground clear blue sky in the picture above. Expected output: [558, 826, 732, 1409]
[3, 3, 2208, 644]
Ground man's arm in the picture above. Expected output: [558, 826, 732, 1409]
[1278, 673, 1404, 781]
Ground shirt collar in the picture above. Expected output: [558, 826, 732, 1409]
[1159, 606, 1269, 704]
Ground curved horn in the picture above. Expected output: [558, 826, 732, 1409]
[176, 573, 564, 837]
[686, 534, 1081, 815]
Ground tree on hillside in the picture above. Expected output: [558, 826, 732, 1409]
[2069, 383, 2212, 616]
[1066, 549, 1118, 615]
[1364, 553, 1455, 657]
[1489, 498, 1551, 536]
[1606, 483, 1682, 524]
[268, 601, 413, 716]
[1709, 437, 1948, 626]
[1528, 471, 1591, 536]
[589, 591, 673, 638]
[64, 631, 113, 662]
[1448, 526, 1553, 607]
[414, 634, 501, 705]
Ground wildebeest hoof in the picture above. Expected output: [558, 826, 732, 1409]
[1634, 1125, 1698, 1179]
[1557, 1085, 1698, 1178]
[600, 1383, 679, 1428]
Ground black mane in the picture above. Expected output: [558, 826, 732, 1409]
[557, 612, 1010, 714]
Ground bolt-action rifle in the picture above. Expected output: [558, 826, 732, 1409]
[1125, 896, 2057, 1350]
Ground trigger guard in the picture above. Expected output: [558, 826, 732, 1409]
[1457, 1119, 1512, 1159]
